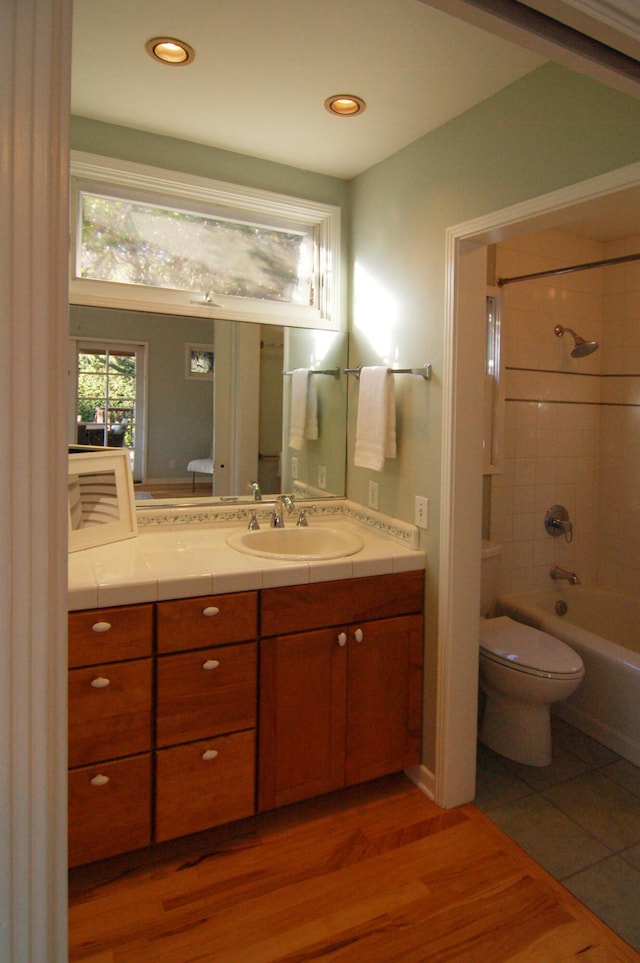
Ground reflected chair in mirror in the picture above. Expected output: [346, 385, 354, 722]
[187, 446, 214, 492]
[107, 418, 129, 448]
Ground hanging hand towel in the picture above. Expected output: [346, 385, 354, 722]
[288, 368, 318, 450]
[354, 366, 396, 471]
[305, 372, 318, 441]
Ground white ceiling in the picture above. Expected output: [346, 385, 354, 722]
[71, 0, 640, 241]
[71, 0, 544, 180]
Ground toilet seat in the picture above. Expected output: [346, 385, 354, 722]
[480, 616, 584, 680]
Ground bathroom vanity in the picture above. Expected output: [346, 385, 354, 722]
[67, 502, 425, 867]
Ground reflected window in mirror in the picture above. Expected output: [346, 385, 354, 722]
[69, 338, 146, 483]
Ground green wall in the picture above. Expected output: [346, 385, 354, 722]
[348, 61, 640, 770]
[72, 62, 640, 773]
[349, 61, 640, 525]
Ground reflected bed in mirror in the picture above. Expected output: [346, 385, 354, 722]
[69, 306, 348, 507]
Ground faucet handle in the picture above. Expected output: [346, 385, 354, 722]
[248, 511, 260, 530]
[296, 504, 317, 527]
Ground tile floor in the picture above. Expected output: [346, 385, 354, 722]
[475, 717, 640, 954]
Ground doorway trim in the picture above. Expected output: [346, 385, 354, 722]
[437, 158, 640, 808]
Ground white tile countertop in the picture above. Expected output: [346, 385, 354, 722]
[68, 499, 426, 610]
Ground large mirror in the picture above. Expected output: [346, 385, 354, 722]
[69, 304, 348, 504]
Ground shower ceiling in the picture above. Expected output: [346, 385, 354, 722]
[559, 183, 640, 241]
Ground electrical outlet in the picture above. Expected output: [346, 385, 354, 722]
[291, 456, 298, 479]
[368, 480, 379, 511]
[415, 495, 429, 530]
[169, 459, 176, 469]
[318, 465, 327, 489]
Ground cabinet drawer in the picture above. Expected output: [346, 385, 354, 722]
[156, 592, 258, 653]
[156, 642, 257, 747]
[68, 604, 153, 667]
[155, 730, 255, 842]
[68, 754, 152, 867]
[261, 571, 424, 637]
[68, 658, 152, 767]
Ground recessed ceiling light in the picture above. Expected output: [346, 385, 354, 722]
[146, 37, 195, 66]
[324, 94, 366, 116]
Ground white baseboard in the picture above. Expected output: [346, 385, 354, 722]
[404, 764, 435, 801]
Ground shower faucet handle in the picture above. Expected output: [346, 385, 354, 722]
[545, 504, 573, 543]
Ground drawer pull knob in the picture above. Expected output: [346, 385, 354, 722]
[202, 606, 220, 618]
[354, 628, 364, 643]
[337, 632, 347, 647]
[203, 659, 220, 671]
[90, 676, 110, 689]
[91, 621, 112, 633]
[202, 749, 219, 761]
[90, 774, 109, 786]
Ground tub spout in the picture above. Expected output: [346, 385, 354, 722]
[550, 565, 581, 585]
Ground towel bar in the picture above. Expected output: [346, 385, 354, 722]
[283, 367, 340, 377]
[344, 364, 431, 380]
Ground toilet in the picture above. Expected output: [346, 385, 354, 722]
[478, 541, 584, 767]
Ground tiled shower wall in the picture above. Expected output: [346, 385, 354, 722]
[599, 236, 640, 596]
[489, 229, 640, 598]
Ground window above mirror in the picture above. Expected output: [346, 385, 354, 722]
[70, 152, 342, 330]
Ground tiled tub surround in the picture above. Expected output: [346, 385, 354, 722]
[491, 229, 640, 599]
[68, 499, 425, 610]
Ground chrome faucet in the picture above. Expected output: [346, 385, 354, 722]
[271, 495, 294, 528]
[550, 565, 581, 585]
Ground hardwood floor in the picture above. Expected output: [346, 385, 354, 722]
[68, 774, 638, 962]
[135, 481, 213, 499]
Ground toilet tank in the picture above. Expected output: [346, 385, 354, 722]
[481, 540, 502, 618]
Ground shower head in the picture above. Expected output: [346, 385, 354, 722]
[554, 324, 599, 358]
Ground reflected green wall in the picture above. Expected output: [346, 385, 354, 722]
[70, 305, 213, 481]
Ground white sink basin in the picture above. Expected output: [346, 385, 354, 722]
[226, 526, 364, 561]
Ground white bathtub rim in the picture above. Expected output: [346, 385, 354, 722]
[497, 589, 640, 674]
[553, 702, 640, 769]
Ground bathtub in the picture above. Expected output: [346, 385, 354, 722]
[496, 587, 640, 767]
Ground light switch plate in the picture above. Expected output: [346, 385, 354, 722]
[415, 495, 429, 529]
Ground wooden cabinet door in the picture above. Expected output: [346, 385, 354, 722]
[155, 730, 255, 842]
[345, 614, 423, 786]
[68, 658, 152, 767]
[68, 754, 152, 867]
[68, 603, 153, 668]
[156, 642, 257, 747]
[156, 592, 258, 654]
[258, 628, 347, 812]
[261, 571, 424, 638]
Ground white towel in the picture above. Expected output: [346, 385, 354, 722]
[354, 366, 396, 471]
[288, 368, 318, 450]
